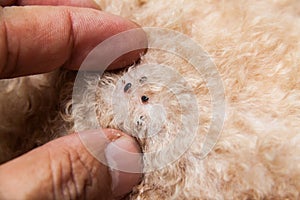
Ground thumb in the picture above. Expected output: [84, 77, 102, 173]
[0, 129, 143, 200]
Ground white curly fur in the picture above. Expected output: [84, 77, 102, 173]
[0, 0, 300, 199]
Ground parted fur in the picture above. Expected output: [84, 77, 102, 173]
[0, 0, 299, 199]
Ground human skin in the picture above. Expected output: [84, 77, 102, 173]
[0, 0, 147, 199]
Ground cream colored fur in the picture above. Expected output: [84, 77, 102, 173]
[0, 0, 300, 199]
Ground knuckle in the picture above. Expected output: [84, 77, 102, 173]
[0, 7, 18, 78]
[0, 8, 8, 77]
[62, 9, 75, 66]
[49, 148, 94, 200]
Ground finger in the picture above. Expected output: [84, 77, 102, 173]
[0, 0, 100, 8]
[18, 0, 101, 9]
[0, 129, 143, 200]
[0, 6, 147, 78]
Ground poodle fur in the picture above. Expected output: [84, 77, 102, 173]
[1, 0, 300, 199]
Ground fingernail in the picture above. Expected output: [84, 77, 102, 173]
[90, 0, 102, 10]
[80, 28, 148, 71]
[105, 136, 143, 198]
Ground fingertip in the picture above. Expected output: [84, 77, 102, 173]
[72, 17, 148, 72]
[101, 18, 148, 71]
[78, 128, 143, 198]
[105, 133, 143, 199]
[106, 35, 148, 70]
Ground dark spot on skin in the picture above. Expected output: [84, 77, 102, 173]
[137, 116, 145, 126]
[139, 76, 147, 83]
[141, 95, 149, 103]
[124, 83, 132, 92]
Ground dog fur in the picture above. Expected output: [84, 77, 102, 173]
[0, 0, 300, 199]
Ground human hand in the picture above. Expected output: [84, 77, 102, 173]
[0, 0, 147, 78]
[0, 0, 146, 199]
